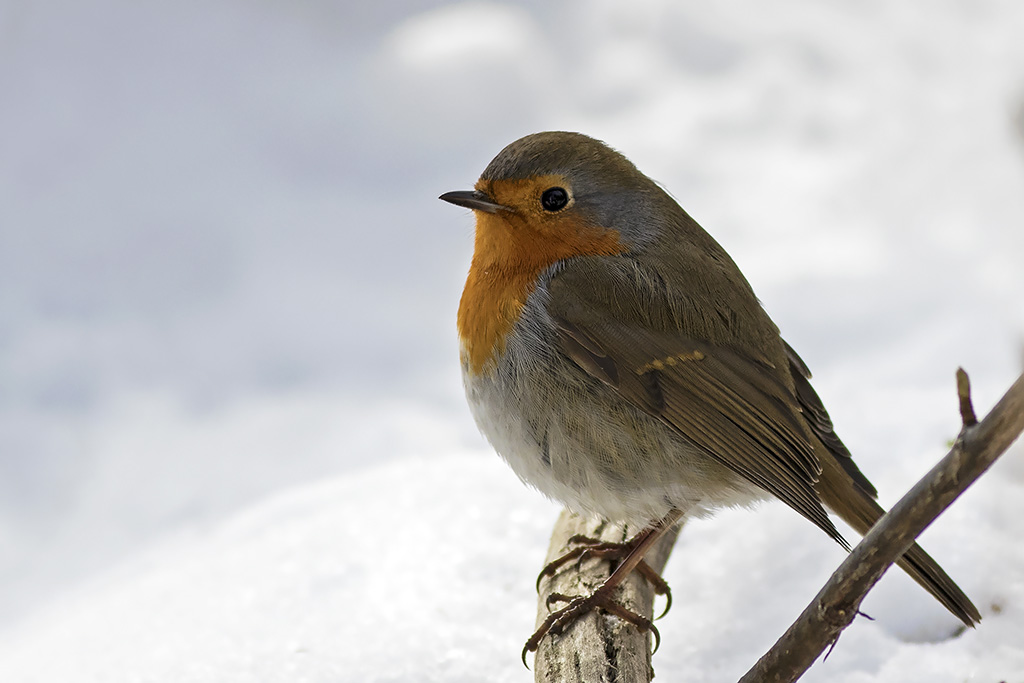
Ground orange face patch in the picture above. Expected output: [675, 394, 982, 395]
[458, 175, 625, 374]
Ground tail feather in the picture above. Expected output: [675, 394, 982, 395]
[816, 456, 981, 627]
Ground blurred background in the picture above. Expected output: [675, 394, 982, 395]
[1, 0, 1022, 638]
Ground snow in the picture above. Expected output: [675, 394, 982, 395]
[0, 456, 556, 682]
[1, 0, 1023, 680]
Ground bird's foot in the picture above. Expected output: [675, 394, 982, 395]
[536, 534, 672, 618]
[521, 584, 661, 665]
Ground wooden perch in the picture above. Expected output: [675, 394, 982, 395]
[529, 369, 1024, 683]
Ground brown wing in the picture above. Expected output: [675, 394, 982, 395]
[547, 256, 981, 627]
[547, 257, 847, 547]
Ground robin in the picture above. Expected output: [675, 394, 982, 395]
[439, 131, 980, 657]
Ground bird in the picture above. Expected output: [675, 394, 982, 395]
[439, 131, 980, 656]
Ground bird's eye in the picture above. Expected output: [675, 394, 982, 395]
[540, 187, 569, 212]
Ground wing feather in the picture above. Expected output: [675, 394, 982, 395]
[547, 259, 846, 545]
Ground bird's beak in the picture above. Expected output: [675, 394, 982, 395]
[439, 190, 508, 214]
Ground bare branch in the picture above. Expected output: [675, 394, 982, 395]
[739, 370, 1024, 683]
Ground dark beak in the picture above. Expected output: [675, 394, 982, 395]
[439, 190, 508, 214]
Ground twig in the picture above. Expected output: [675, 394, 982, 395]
[532, 511, 680, 683]
[739, 369, 1024, 683]
[956, 368, 978, 426]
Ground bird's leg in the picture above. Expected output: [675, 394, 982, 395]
[536, 533, 673, 617]
[523, 508, 684, 664]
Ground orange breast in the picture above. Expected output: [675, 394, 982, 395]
[458, 209, 624, 375]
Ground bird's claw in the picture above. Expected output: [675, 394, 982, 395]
[521, 589, 661, 667]
[535, 535, 673, 618]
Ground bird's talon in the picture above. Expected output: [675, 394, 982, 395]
[574, 548, 592, 573]
[656, 591, 672, 620]
[536, 545, 590, 591]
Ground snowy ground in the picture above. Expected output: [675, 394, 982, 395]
[1, 1, 1023, 681]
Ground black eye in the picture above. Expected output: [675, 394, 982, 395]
[541, 187, 569, 212]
